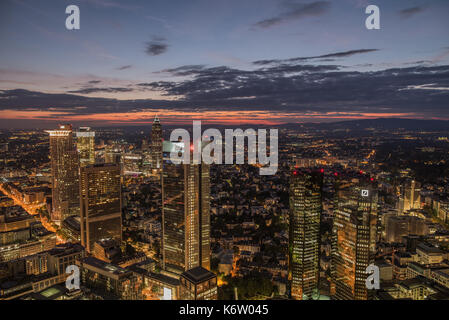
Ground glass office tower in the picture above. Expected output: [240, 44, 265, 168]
[331, 177, 378, 300]
[289, 168, 323, 300]
[46, 124, 79, 224]
[80, 163, 122, 253]
[162, 141, 210, 274]
[151, 115, 163, 170]
[76, 127, 95, 167]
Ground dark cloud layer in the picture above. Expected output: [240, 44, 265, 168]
[145, 37, 168, 56]
[253, 1, 330, 28]
[136, 64, 449, 116]
[253, 49, 380, 65]
[399, 6, 425, 19]
[116, 65, 132, 70]
[156, 65, 206, 76]
[67, 87, 134, 94]
[2, 61, 449, 120]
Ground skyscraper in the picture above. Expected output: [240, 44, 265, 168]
[385, 215, 427, 243]
[151, 115, 163, 170]
[76, 127, 95, 167]
[79, 163, 122, 253]
[46, 124, 79, 224]
[104, 144, 121, 165]
[398, 180, 421, 213]
[289, 168, 323, 300]
[331, 177, 378, 300]
[161, 141, 210, 274]
[141, 138, 153, 175]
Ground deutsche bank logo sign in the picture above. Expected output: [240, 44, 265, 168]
[361, 189, 369, 197]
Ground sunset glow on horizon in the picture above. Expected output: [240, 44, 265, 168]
[0, 108, 433, 128]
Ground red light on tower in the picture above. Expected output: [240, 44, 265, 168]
[320, 168, 324, 173]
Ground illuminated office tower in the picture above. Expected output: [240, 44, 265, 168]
[122, 153, 142, 175]
[398, 180, 421, 213]
[105, 144, 121, 165]
[80, 163, 122, 253]
[162, 141, 210, 274]
[142, 139, 149, 152]
[151, 115, 163, 170]
[46, 124, 79, 223]
[76, 127, 95, 167]
[331, 178, 378, 300]
[289, 169, 323, 300]
[141, 139, 153, 175]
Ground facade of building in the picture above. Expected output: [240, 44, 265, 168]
[289, 169, 323, 300]
[79, 163, 122, 253]
[78, 256, 144, 300]
[385, 215, 428, 243]
[162, 141, 210, 274]
[399, 180, 421, 213]
[122, 153, 142, 175]
[130, 265, 180, 300]
[25, 252, 49, 275]
[47, 243, 85, 275]
[331, 179, 378, 300]
[0, 235, 56, 263]
[0, 210, 56, 263]
[416, 243, 445, 265]
[180, 266, 217, 300]
[46, 124, 80, 223]
[151, 115, 163, 170]
[76, 127, 95, 167]
[104, 145, 121, 165]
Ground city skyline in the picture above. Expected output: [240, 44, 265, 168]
[2, 0, 449, 306]
[2, 115, 449, 301]
[1, 0, 449, 128]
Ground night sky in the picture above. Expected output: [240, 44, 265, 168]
[1, 0, 449, 128]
